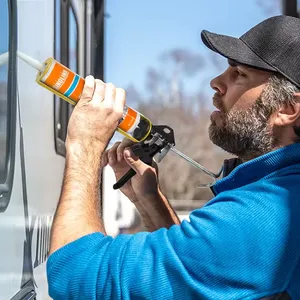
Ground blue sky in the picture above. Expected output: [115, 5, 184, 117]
[0, 0, 282, 93]
[105, 0, 280, 97]
[0, 0, 282, 98]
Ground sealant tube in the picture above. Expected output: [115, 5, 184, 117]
[34, 57, 152, 142]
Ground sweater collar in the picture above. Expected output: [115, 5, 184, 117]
[212, 143, 300, 195]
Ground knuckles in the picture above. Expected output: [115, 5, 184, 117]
[106, 82, 116, 92]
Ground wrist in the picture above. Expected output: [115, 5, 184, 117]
[133, 188, 180, 231]
[65, 139, 106, 173]
[66, 138, 107, 157]
[136, 188, 165, 205]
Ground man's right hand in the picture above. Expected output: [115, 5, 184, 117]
[102, 139, 160, 203]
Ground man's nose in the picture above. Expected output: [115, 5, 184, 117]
[210, 74, 226, 95]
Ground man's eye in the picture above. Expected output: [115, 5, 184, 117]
[236, 69, 246, 77]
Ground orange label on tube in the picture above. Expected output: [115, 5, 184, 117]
[119, 107, 138, 132]
[40, 60, 85, 103]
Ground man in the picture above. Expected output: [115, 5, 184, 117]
[47, 15, 300, 299]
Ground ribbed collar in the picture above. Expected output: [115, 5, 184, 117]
[212, 143, 300, 195]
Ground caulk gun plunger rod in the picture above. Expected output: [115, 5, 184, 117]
[170, 146, 220, 178]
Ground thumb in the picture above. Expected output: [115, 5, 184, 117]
[123, 148, 149, 175]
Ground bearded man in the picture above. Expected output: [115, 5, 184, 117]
[47, 15, 300, 300]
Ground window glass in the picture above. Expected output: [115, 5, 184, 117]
[68, 5, 78, 118]
[54, 0, 65, 152]
[54, 0, 61, 61]
[54, 0, 79, 153]
[69, 5, 78, 73]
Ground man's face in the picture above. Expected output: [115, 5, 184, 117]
[209, 60, 275, 160]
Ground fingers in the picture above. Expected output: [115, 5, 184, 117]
[91, 79, 106, 104]
[123, 148, 149, 176]
[103, 83, 116, 108]
[115, 88, 126, 115]
[83, 77, 125, 111]
[91, 82, 125, 119]
[102, 139, 154, 179]
[116, 138, 134, 162]
[102, 138, 133, 167]
[102, 141, 121, 167]
[79, 75, 95, 104]
[108, 141, 121, 166]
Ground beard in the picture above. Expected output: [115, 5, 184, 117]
[209, 94, 277, 160]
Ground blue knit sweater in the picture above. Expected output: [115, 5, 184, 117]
[47, 143, 300, 299]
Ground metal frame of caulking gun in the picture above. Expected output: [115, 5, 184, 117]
[113, 124, 176, 190]
[113, 125, 223, 190]
[0, 51, 223, 187]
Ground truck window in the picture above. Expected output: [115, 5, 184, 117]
[67, 4, 78, 118]
[54, 0, 79, 156]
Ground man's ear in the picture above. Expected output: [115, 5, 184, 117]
[273, 93, 300, 127]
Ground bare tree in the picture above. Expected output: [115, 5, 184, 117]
[125, 84, 143, 108]
[256, 0, 281, 15]
[160, 48, 205, 77]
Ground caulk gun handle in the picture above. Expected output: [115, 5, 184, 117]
[113, 168, 136, 190]
[112, 142, 157, 190]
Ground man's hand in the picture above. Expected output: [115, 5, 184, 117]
[66, 76, 125, 149]
[102, 139, 160, 203]
[49, 76, 126, 254]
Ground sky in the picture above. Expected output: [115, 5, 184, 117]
[104, 0, 280, 97]
[0, 0, 282, 117]
[0, 0, 283, 94]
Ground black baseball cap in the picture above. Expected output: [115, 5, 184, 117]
[201, 15, 300, 88]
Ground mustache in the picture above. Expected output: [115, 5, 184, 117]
[212, 94, 226, 112]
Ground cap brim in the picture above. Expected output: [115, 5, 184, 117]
[201, 30, 276, 72]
